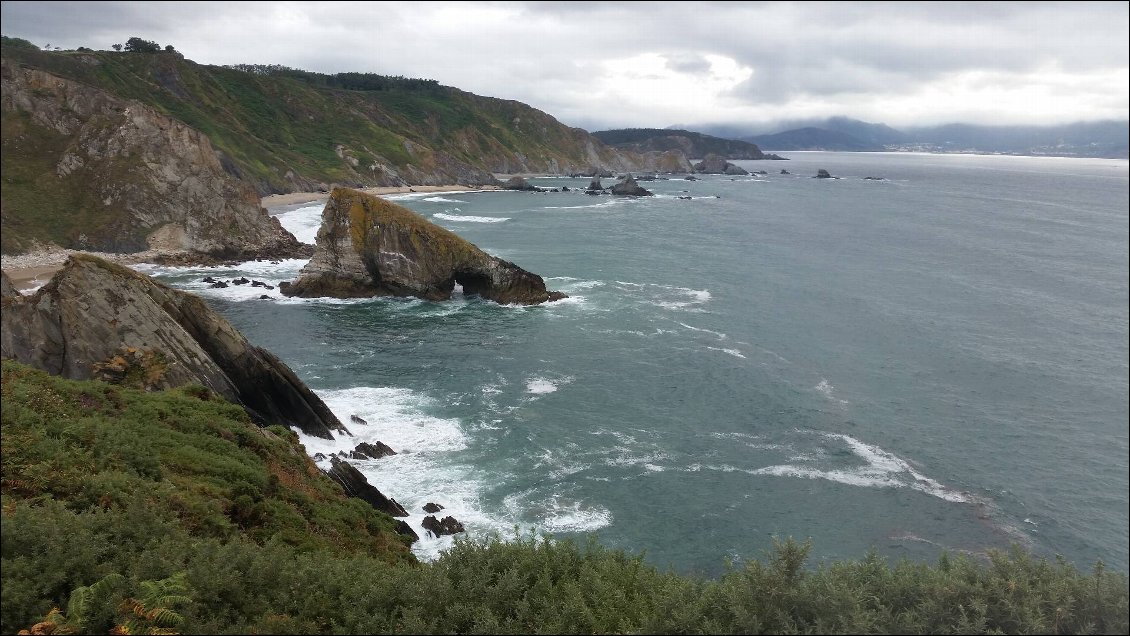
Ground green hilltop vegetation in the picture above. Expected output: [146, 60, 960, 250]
[592, 127, 769, 160]
[2, 359, 1127, 634]
[0, 36, 633, 205]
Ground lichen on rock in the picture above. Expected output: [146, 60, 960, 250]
[281, 188, 566, 305]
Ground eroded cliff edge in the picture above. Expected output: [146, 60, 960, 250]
[1, 255, 345, 439]
[280, 188, 566, 305]
[1, 58, 305, 259]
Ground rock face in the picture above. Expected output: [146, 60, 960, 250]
[325, 456, 409, 518]
[693, 154, 749, 175]
[815, 169, 836, 179]
[0, 255, 346, 439]
[609, 175, 654, 196]
[280, 188, 566, 305]
[0, 59, 305, 258]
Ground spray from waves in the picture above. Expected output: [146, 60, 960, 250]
[525, 375, 574, 395]
[422, 196, 468, 203]
[433, 212, 509, 223]
[272, 203, 325, 244]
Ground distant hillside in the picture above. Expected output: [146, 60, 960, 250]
[711, 116, 1128, 158]
[592, 128, 767, 159]
[902, 121, 1129, 158]
[742, 127, 879, 151]
[1, 40, 687, 254]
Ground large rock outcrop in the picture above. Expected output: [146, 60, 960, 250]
[609, 175, 654, 196]
[694, 154, 749, 175]
[0, 255, 346, 439]
[0, 58, 304, 259]
[280, 188, 566, 305]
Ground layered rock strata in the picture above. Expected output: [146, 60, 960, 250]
[0, 255, 346, 439]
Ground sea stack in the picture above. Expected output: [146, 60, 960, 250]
[280, 188, 566, 305]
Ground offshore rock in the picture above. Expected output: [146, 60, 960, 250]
[280, 188, 566, 305]
[586, 176, 605, 192]
[423, 502, 445, 513]
[693, 153, 749, 175]
[609, 174, 654, 196]
[0, 255, 347, 439]
[350, 441, 397, 460]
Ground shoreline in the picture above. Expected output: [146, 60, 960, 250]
[3, 184, 500, 292]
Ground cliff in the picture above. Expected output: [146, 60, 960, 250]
[0, 57, 305, 257]
[281, 188, 566, 305]
[1, 44, 686, 255]
[1, 255, 346, 439]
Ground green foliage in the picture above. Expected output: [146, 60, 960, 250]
[1, 35, 39, 50]
[2, 360, 1127, 634]
[123, 37, 161, 53]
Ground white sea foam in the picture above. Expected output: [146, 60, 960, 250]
[422, 196, 468, 203]
[432, 212, 509, 223]
[542, 200, 621, 210]
[526, 375, 573, 395]
[273, 203, 325, 244]
[815, 378, 849, 405]
[384, 189, 493, 201]
[750, 432, 969, 503]
[294, 386, 517, 561]
[707, 346, 747, 359]
[656, 288, 712, 310]
[677, 322, 727, 340]
[503, 491, 613, 533]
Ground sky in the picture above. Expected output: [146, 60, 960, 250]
[2, 1, 1127, 133]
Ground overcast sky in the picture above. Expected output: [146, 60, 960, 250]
[2, 1, 1127, 132]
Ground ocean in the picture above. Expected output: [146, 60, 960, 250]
[136, 152, 1129, 576]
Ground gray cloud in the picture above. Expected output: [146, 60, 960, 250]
[1, 1, 1126, 130]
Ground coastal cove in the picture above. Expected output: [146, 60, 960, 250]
[133, 152, 1129, 575]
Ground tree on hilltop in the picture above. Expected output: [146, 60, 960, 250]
[123, 37, 160, 53]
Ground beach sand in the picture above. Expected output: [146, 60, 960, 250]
[2, 184, 500, 291]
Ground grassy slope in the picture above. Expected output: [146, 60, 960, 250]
[0, 43, 611, 195]
[2, 359, 1126, 634]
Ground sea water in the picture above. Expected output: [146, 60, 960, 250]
[137, 152, 1129, 575]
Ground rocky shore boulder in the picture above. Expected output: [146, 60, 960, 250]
[609, 174, 654, 196]
[280, 188, 567, 305]
[422, 515, 466, 537]
[0, 255, 347, 439]
[350, 441, 397, 460]
[501, 176, 538, 191]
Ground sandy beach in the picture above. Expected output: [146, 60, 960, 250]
[2, 184, 501, 292]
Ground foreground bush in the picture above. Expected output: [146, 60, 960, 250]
[3, 360, 1127, 634]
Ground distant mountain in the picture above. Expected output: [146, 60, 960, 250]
[592, 128, 767, 159]
[741, 127, 878, 151]
[901, 121, 1129, 158]
[703, 116, 1127, 159]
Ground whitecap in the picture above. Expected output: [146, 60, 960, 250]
[707, 346, 747, 359]
[422, 196, 467, 203]
[432, 212, 509, 223]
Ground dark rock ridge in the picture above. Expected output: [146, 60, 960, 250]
[422, 515, 466, 537]
[280, 188, 567, 305]
[325, 456, 418, 541]
[609, 175, 654, 196]
[815, 169, 837, 179]
[325, 456, 410, 518]
[694, 154, 749, 175]
[423, 502, 445, 513]
[0, 255, 346, 439]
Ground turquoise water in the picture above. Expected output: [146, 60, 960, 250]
[139, 152, 1129, 575]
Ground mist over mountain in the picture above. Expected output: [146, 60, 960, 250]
[692, 118, 1128, 158]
